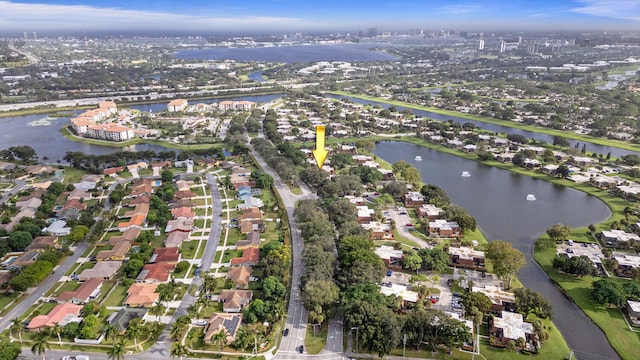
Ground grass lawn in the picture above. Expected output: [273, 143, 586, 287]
[305, 323, 328, 354]
[60, 166, 89, 185]
[222, 249, 243, 263]
[393, 229, 420, 248]
[225, 229, 243, 246]
[102, 284, 129, 307]
[0, 293, 20, 311]
[196, 240, 207, 258]
[49, 280, 81, 297]
[181, 241, 199, 259]
[535, 246, 640, 360]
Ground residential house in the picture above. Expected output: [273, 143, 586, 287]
[403, 192, 425, 207]
[150, 247, 181, 263]
[78, 261, 122, 281]
[57, 278, 103, 304]
[27, 303, 83, 331]
[612, 253, 640, 277]
[236, 232, 261, 250]
[8, 250, 41, 270]
[361, 221, 393, 240]
[25, 236, 59, 251]
[174, 190, 197, 200]
[239, 219, 264, 234]
[175, 180, 195, 191]
[42, 220, 72, 236]
[449, 246, 485, 270]
[204, 313, 243, 345]
[600, 230, 640, 247]
[218, 290, 253, 313]
[472, 284, 515, 312]
[227, 266, 252, 289]
[124, 283, 159, 308]
[165, 231, 190, 248]
[415, 204, 444, 220]
[109, 228, 141, 244]
[237, 197, 264, 209]
[96, 240, 131, 261]
[239, 207, 262, 221]
[357, 206, 376, 224]
[627, 300, 640, 325]
[107, 308, 148, 332]
[230, 247, 260, 267]
[167, 99, 188, 112]
[170, 206, 195, 219]
[165, 217, 194, 233]
[428, 219, 462, 238]
[379, 283, 418, 308]
[489, 311, 537, 352]
[103, 166, 124, 177]
[135, 262, 175, 283]
[375, 245, 404, 270]
[131, 178, 153, 198]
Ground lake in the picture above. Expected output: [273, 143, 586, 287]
[0, 94, 283, 162]
[330, 94, 640, 159]
[374, 140, 619, 360]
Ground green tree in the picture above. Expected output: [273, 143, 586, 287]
[9, 318, 23, 343]
[262, 276, 286, 301]
[514, 288, 553, 319]
[546, 223, 571, 242]
[418, 248, 449, 272]
[0, 341, 21, 360]
[31, 332, 50, 360]
[485, 240, 526, 289]
[104, 324, 120, 344]
[212, 329, 228, 354]
[403, 249, 423, 273]
[8, 231, 32, 251]
[126, 318, 144, 350]
[592, 278, 626, 308]
[107, 337, 127, 360]
[51, 322, 63, 346]
[420, 184, 450, 207]
[460, 292, 492, 314]
[170, 343, 190, 360]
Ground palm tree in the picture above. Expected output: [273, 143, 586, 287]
[51, 322, 63, 346]
[104, 324, 120, 344]
[10, 318, 23, 343]
[212, 330, 228, 355]
[107, 337, 127, 360]
[31, 332, 50, 360]
[170, 343, 190, 360]
[150, 300, 165, 321]
[126, 318, 143, 351]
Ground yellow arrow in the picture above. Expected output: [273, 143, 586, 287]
[312, 125, 328, 170]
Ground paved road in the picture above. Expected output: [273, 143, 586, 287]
[0, 242, 89, 332]
[0, 180, 27, 204]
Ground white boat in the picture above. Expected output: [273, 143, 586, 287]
[415, 156, 422, 161]
[526, 194, 536, 201]
[461, 171, 470, 177]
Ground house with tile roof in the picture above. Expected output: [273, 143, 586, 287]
[236, 232, 261, 250]
[218, 290, 253, 313]
[124, 283, 159, 308]
[109, 228, 140, 244]
[165, 231, 190, 248]
[227, 266, 252, 289]
[25, 236, 59, 251]
[96, 240, 131, 261]
[230, 247, 260, 266]
[27, 303, 83, 330]
[150, 247, 181, 263]
[135, 262, 175, 284]
[165, 218, 194, 233]
[171, 207, 195, 219]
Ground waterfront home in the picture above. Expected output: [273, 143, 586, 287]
[428, 219, 462, 238]
[449, 246, 485, 270]
[416, 204, 445, 220]
[600, 229, 640, 247]
[471, 284, 515, 313]
[167, 99, 188, 112]
[489, 311, 537, 352]
[627, 300, 640, 325]
[403, 191, 425, 207]
[612, 253, 640, 277]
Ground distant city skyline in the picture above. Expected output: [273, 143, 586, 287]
[1, 0, 640, 35]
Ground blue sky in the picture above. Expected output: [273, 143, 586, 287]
[1, 0, 639, 34]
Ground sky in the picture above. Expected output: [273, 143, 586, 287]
[1, 0, 640, 35]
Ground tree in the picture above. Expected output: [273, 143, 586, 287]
[212, 329, 228, 354]
[514, 288, 553, 319]
[107, 337, 127, 360]
[9, 318, 23, 343]
[592, 278, 626, 308]
[460, 292, 492, 314]
[51, 322, 63, 346]
[0, 341, 20, 360]
[262, 276, 286, 301]
[31, 332, 50, 360]
[79, 314, 101, 339]
[485, 240, 526, 289]
[126, 318, 144, 350]
[8, 231, 32, 251]
[546, 223, 571, 242]
[420, 184, 450, 207]
[418, 248, 449, 272]
[104, 324, 120, 344]
[302, 279, 340, 321]
[403, 249, 423, 273]
[170, 343, 190, 360]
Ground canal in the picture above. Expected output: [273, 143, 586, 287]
[374, 140, 619, 360]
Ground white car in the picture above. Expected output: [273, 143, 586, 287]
[195, 320, 208, 326]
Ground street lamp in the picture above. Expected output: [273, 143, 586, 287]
[351, 327, 359, 354]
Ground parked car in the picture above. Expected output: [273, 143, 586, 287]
[283, 328, 289, 336]
[299, 345, 304, 353]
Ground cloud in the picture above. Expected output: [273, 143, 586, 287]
[571, 0, 640, 22]
[0, 1, 314, 32]
[437, 4, 483, 15]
